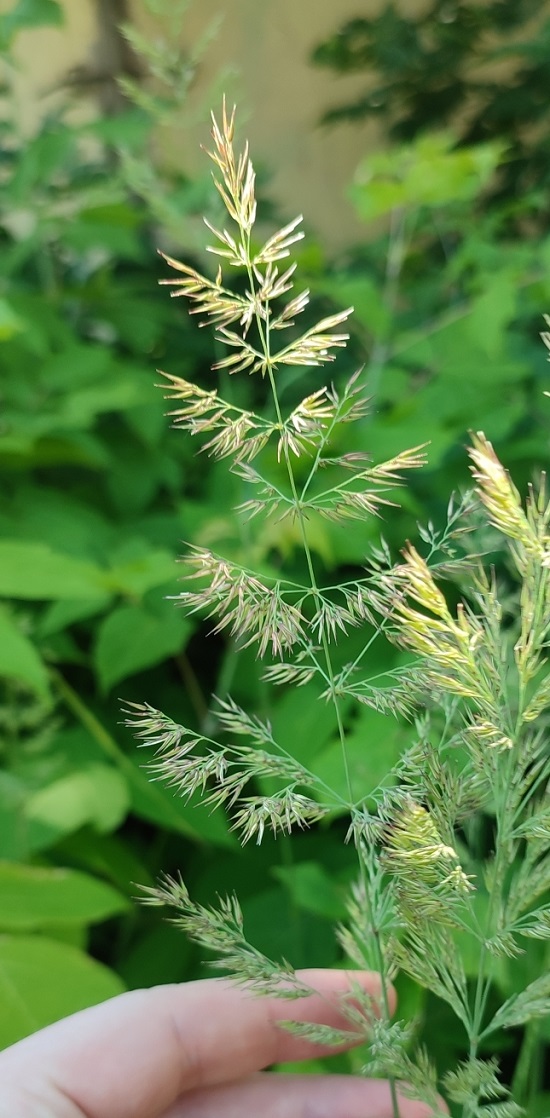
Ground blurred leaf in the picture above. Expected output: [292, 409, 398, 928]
[105, 545, 178, 597]
[24, 765, 130, 838]
[0, 774, 27, 861]
[125, 755, 235, 847]
[0, 935, 124, 1049]
[0, 605, 49, 697]
[0, 542, 109, 600]
[465, 272, 517, 357]
[118, 921, 192, 989]
[241, 887, 338, 969]
[315, 274, 391, 337]
[311, 706, 408, 806]
[0, 297, 25, 340]
[268, 684, 344, 768]
[273, 861, 347, 919]
[0, 863, 129, 931]
[84, 108, 151, 149]
[94, 603, 190, 692]
[54, 374, 154, 429]
[39, 596, 111, 638]
[351, 135, 502, 221]
[0, 0, 63, 44]
[527, 1094, 550, 1118]
[52, 829, 153, 895]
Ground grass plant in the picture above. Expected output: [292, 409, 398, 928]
[125, 103, 550, 1117]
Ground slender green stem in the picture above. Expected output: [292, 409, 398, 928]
[51, 668, 127, 765]
[511, 1010, 544, 1105]
[242, 240, 400, 1116]
[266, 367, 355, 806]
[365, 206, 408, 401]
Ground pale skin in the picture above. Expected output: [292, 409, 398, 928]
[0, 969, 438, 1118]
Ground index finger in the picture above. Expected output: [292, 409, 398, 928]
[0, 969, 390, 1118]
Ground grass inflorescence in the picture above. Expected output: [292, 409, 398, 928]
[124, 102, 550, 1118]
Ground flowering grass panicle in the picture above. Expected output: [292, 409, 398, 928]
[125, 103, 550, 1118]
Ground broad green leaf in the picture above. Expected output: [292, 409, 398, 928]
[0, 0, 63, 43]
[105, 545, 178, 597]
[273, 862, 347, 919]
[527, 1094, 550, 1118]
[0, 774, 27, 861]
[118, 923, 192, 989]
[55, 375, 154, 430]
[0, 542, 109, 600]
[241, 887, 337, 969]
[268, 683, 343, 768]
[39, 595, 111, 637]
[94, 603, 190, 692]
[52, 830, 153, 896]
[126, 754, 235, 847]
[311, 706, 408, 807]
[314, 275, 391, 337]
[0, 606, 49, 697]
[0, 863, 129, 931]
[44, 690, 234, 847]
[25, 765, 130, 838]
[0, 935, 124, 1049]
[0, 298, 25, 340]
[352, 135, 503, 221]
[0, 488, 114, 559]
[393, 314, 526, 384]
[465, 273, 517, 358]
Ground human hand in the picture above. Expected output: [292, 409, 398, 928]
[0, 969, 437, 1117]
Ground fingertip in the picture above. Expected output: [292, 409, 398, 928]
[396, 1087, 449, 1118]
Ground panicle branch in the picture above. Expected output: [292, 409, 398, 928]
[141, 874, 313, 997]
[174, 546, 306, 657]
[159, 371, 273, 461]
[123, 700, 331, 844]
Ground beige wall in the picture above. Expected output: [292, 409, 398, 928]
[1, 0, 396, 250]
[129, 0, 394, 250]
[5, 0, 531, 252]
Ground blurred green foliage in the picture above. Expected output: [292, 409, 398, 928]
[312, 0, 550, 214]
[0, 0, 549, 1102]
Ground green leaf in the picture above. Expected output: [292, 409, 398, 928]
[24, 765, 130, 838]
[351, 135, 503, 221]
[0, 0, 63, 45]
[105, 545, 178, 597]
[94, 603, 191, 692]
[0, 863, 129, 932]
[241, 887, 338, 969]
[118, 922, 192, 989]
[527, 1093, 550, 1118]
[311, 706, 407, 806]
[273, 862, 347, 919]
[125, 755, 235, 847]
[54, 375, 154, 430]
[39, 596, 111, 637]
[0, 935, 124, 1049]
[0, 542, 109, 600]
[49, 676, 234, 847]
[52, 829, 153, 896]
[465, 273, 517, 358]
[0, 298, 25, 340]
[314, 275, 390, 337]
[268, 683, 343, 768]
[0, 606, 49, 697]
[0, 774, 27, 861]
